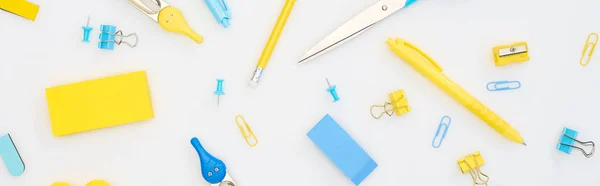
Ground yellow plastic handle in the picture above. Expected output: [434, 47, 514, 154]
[157, 6, 203, 44]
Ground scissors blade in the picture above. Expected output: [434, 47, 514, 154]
[126, 0, 170, 22]
[210, 173, 236, 186]
[298, 0, 409, 64]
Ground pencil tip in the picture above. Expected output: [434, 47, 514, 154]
[522, 142, 527, 146]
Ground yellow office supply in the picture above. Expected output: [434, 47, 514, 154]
[370, 89, 410, 119]
[45, 71, 154, 136]
[126, 0, 203, 43]
[51, 180, 110, 186]
[249, 0, 296, 86]
[0, 0, 40, 21]
[492, 42, 529, 66]
[235, 115, 258, 147]
[580, 33, 598, 66]
[387, 38, 526, 145]
[457, 152, 489, 186]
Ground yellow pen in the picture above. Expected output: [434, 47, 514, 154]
[386, 38, 526, 146]
[250, 0, 296, 86]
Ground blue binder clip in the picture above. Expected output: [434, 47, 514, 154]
[486, 80, 521, 91]
[432, 116, 451, 148]
[98, 24, 138, 50]
[204, 0, 231, 28]
[557, 127, 595, 158]
[0, 134, 25, 176]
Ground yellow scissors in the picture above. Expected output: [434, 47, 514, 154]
[126, 0, 203, 44]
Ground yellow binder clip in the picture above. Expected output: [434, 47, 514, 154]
[370, 89, 410, 119]
[0, 0, 40, 21]
[492, 42, 529, 66]
[235, 115, 258, 147]
[457, 152, 489, 186]
[580, 33, 598, 67]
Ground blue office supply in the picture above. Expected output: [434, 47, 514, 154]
[325, 79, 339, 102]
[190, 137, 236, 185]
[98, 24, 138, 50]
[557, 127, 595, 158]
[307, 114, 378, 185]
[0, 134, 25, 176]
[204, 0, 231, 28]
[214, 79, 225, 106]
[486, 80, 521, 91]
[81, 16, 93, 42]
[98, 25, 116, 50]
[432, 116, 451, 148]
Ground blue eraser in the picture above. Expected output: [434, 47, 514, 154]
[557, 127, 578, 154]
[0, 134, 25, 176]
[307, 114, 378, 185]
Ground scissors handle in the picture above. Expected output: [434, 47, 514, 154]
[191, 137, 227, 184]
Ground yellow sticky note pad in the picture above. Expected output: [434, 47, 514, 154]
[46, 71, 154, 136]
[0, 0, 40, 21]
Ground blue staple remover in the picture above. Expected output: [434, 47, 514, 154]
[191, 137, 236, 186]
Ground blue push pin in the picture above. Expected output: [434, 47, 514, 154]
[81, 15, 93, 42]
[326, 79, 339, 102]
[214, 79, 225, 106]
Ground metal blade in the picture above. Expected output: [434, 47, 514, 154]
[298, 0, 408, 64]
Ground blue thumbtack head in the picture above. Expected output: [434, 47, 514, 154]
[214, 79, 225, 106]
[81, 15, 93, 42]
[204, 0, 231, 27]
[326, 79, 339, 102]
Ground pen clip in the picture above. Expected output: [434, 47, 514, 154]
[402, 39, 443, 72]
[206, 0, 231, 27]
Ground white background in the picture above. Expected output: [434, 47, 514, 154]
[1, 0, 599, 185]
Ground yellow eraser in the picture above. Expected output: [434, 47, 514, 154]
[46, 71, 154, 136]
[493, 42, 529, 66]
[0, 0, 40, 21]
[457, 151, 485, 173]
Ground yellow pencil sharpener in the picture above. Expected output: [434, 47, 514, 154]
[493, 42, 529, 66]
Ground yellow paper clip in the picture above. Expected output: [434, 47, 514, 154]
[0, 0, 40, 21]
[370, 89, 410, 119]
[235, 115, 258, 147]
[580, 33, 598, 67]
[493, 42, 529, 66]
[457, 152, 489, 186]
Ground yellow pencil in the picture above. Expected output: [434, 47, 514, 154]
[250, 0, 296, 86]
[387, 38, 526, 146]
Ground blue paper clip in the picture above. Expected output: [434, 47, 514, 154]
[432, 116, 451, 148]
[557, 127, 595, 158]
[486, 80, 521, 91]
[204, 0, 231, 28]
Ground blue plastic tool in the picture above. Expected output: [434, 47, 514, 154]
[0, 134, 25, 176]
[214, 79, 224, 106]
[98, 25, 116, 50]
[191, 137, 236, 185]
[204, 0, 231, 28]
[486, 80, 521, 91]
[432, 116, 451, 148]
[326, 79, 339, 102]
[307, 114, 378, 185]
[81, 16, 93, 42]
